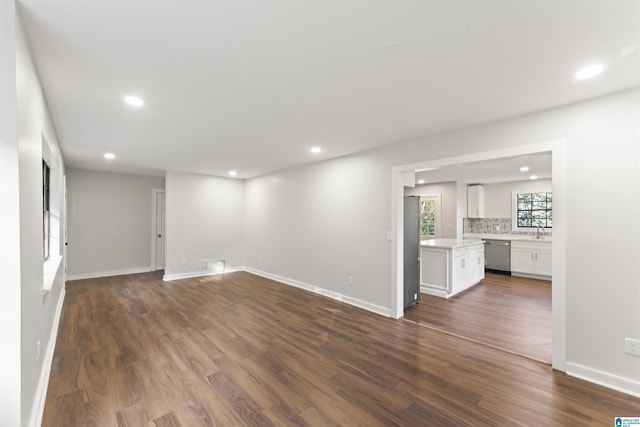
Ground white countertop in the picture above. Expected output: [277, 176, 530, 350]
[463, 232, 552, 242]
[420, 238, 484, 249]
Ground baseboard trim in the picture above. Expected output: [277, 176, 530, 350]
[243, 267, 392, 318]
[30, 285, 66, 427]
[511, 272, 551, 281]
[163, 265, 243, 281]
[420, 285, 448, 298]
[566, 362, 640, 398]
[67, 266, 153, 281]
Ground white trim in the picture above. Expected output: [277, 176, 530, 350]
[511, 272, 551, 281]
[551, 142, 567, 372]
[566, 362, 640, 399]
[391, 140, 567, 372]
[420, 286, 447, 298]
[30, 285, 66, 427]
[244, 267, 392, 318]
[67, 267, 152, 281]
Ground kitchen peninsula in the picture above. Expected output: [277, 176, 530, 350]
[420, 239, 485, 298]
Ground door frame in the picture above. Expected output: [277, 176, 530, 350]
[150, 188, 166, 271]
[390, 140, 567, 372]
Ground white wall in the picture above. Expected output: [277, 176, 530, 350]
[405, 181, 457, 238]
[15, 13, 67, 427]
[483, 178, 552, 218]
[164, 171, 244, 280]
[66, 169, 165, 279]
[243, 88, 640, 395]
[243, 154, 393, 314]
[0, 2, 21, 424]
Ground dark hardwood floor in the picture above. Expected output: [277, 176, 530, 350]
[405, 272, 552, 363]
[42, 271, 640, 426]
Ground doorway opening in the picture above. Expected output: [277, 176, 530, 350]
[391, 141, 566, 371]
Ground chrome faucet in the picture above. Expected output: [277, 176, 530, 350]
[536, 226, 542, 239]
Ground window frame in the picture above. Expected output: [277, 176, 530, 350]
[43, 159, 51, 260]
[511, 189, 552, 231]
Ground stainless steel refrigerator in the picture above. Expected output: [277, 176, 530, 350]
[404, 196, 420, 308]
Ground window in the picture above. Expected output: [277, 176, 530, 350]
[43, 159, 50, 260]
[420, 199, 436, 236]
[513, 191, 552, 229]
[419, 193, 441, 237]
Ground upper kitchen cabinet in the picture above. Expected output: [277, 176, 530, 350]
[467, 184, 485, 218]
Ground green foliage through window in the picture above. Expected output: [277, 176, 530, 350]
[516, 192, 552, 228]
[420, 199, 436, 235]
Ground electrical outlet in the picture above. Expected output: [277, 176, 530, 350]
[625, 337, 640, 357]
[181, 256, 188, 265]
[259, 256, 264, 265]
[348, 276, 354, 286]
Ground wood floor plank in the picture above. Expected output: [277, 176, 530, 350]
[42, 270, 640, 426]
[405, 272, 553, 362]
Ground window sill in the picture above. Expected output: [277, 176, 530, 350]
[43, 255, 63, 294]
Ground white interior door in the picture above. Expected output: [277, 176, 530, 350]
[155, 192, 166, 270]
[63, 174, 68, 280]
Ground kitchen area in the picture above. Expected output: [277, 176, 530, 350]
[404, 153, 552, 300]
[403, 152, 553, 362]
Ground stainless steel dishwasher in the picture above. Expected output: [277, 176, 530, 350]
[484, 239, 511, 274]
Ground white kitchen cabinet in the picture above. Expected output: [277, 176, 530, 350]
[467, 185, 485, 218]
[420, 240, 485, 298]
[510, 240, 552, 279]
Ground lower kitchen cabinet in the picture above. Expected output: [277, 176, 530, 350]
[420, 240, 485, 298]
[510, 240, 552, 279]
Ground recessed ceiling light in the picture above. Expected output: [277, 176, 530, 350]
[530, 175, 538, 180]
[310, 146, 322, 154]
[228, 170, 237, 177]
[104, 153, 115, 159]
[520, 166, 530, 172]
[124, 95, 144, 107]
[417, 179, 425, 184]
[574, 64, 604, 80]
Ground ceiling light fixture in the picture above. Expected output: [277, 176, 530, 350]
[417, 179, 425, 184]
[520, 166, 530, 172]
[228, 170, 237, 177]
[124, 95, 144, 107]
[574, 64, 604, 80]
[310, 146, 322, 154]
[104, 153, 115, 159]
[529, 175, 538, 180]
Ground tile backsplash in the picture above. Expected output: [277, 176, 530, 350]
[464, 218, 512, 233]
[464, 217, 552, 237]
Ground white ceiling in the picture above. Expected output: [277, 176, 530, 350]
[17, 0, 640, 178]
[415, 152, 552, 185]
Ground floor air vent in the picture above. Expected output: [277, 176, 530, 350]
[201, 258, 226, 274]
